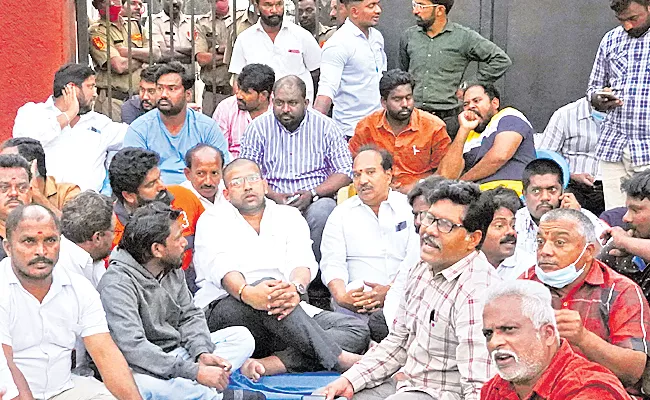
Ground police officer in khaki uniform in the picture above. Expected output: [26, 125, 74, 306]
[298, 0, 335, 47]
[89, 0, 152, 122]
[196, 0, 251, 116]
[151, 0, 202, 70]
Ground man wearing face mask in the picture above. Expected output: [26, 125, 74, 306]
[588, 0, 650, 210]
[537, 97, 606, 216]
[89, 0, 156, 122]
[13, 63, 127, 193]
[522, 208, 650, 398]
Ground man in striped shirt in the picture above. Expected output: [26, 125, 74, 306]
[320, 180, 500, 400]
[538, 98, 605, 216]
[240, 75, 352, 264]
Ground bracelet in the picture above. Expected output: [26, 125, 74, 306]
[238, 283, 248, 303]
[62, 112, 71, 126]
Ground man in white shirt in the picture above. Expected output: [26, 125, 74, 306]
[12, 63, 127, 192]
[313, 0, 386, 137]
[181, 144, 229, 210]
[228, 0, 322, 103]
[515, 158, 608, 259]
[478, 187, 535, 280]
[59, 191, 114, 288]
[0, 204, 141, 400]
[194, 158, 369, 378]
[320, 147, 420, 342]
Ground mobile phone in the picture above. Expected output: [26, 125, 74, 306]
[286, 194, 301, 204]
[595, 90, 620, 101]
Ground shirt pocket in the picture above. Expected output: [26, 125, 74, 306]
[278, 44, 305, 73]
[608, 50, 628, 90]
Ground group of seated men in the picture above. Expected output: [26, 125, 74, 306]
[3, 20, 650, 396]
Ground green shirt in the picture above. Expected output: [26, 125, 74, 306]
[399, 22, 511, 111]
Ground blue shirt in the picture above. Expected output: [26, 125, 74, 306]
[124, 108, 231, 184]
[587, 26, 650, 166]
[240, 108, 352, 193]
[317, 19, 387, 137]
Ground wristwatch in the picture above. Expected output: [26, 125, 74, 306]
[310, 188, 320, 202]
[291, 281, 307, 295]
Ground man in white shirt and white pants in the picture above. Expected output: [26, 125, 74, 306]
[193, 158, 369, 378]
[13, 64, 126, 193]
[0, 204, 141, 399]
[320, 147, 420, 342]
[229, 0, 322, 103]
[313, 0, 386, 137]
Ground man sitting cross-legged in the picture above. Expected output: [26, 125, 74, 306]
[194, 158, 370, 379]
[98, 202, 263, 400]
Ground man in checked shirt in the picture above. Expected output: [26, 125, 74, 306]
[320, 180, 501, 399]
[587, 0, 650, 210]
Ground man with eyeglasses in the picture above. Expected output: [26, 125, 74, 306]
[320, 180, 501, 400]
[399, 0, 511, 139]
[193, 158, 370, 379]
[0, 155, 34, 262]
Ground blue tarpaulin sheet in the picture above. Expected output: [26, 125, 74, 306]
[228, 370, 341, 400]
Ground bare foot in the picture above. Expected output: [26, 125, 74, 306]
[241, 358, 266, 382]
[337, 350, 363, 371]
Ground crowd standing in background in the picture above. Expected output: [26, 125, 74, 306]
[2, 0, 650, 399]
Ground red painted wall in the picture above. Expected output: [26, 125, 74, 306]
[0, 0, 77, 140]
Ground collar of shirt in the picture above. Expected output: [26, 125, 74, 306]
[5, 257, 72, 301]
[342, 18, 374, 40]
[376, 109, 420, 136]
[179, 179, 227, 208]
[576, 97, 593, 122]
[254, 17, 291, 34]
[439, 250, 481, 281]
[490, 339, 575, 398]
[43, 176, 59, 199]
[419, 19, 455, 35]
[159, 11, 192, 25]
[348, 189, 402, 211]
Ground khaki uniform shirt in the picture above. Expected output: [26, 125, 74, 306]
[196, 11, 251, 88]
[89, 18, 146, 92]
[316, 23, 336, 47]
[150, 12, 200, 51]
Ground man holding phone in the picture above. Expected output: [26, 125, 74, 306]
[587, 0, 650, 209]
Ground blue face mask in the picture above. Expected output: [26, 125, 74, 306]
[535, 244, 589, 288]
[591, 110, 606, 123]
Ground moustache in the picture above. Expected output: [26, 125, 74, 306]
[422, 233, 440, 249]
[469, 109, 483, 119]
[500, 234, 517, 245]
[536, 202, 554, 210]
[5, 198, 24, 207]
[200, 184, 215, 190]
[28, 256, 54, 266]
[359, 184, 373, 192]
[491, 349, 519, 364]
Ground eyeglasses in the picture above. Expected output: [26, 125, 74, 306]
[0, 183, 30, 194]
[228, 173, 262, 188]
[411, 1, 438, 10]
[419, 211, 465, 234]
